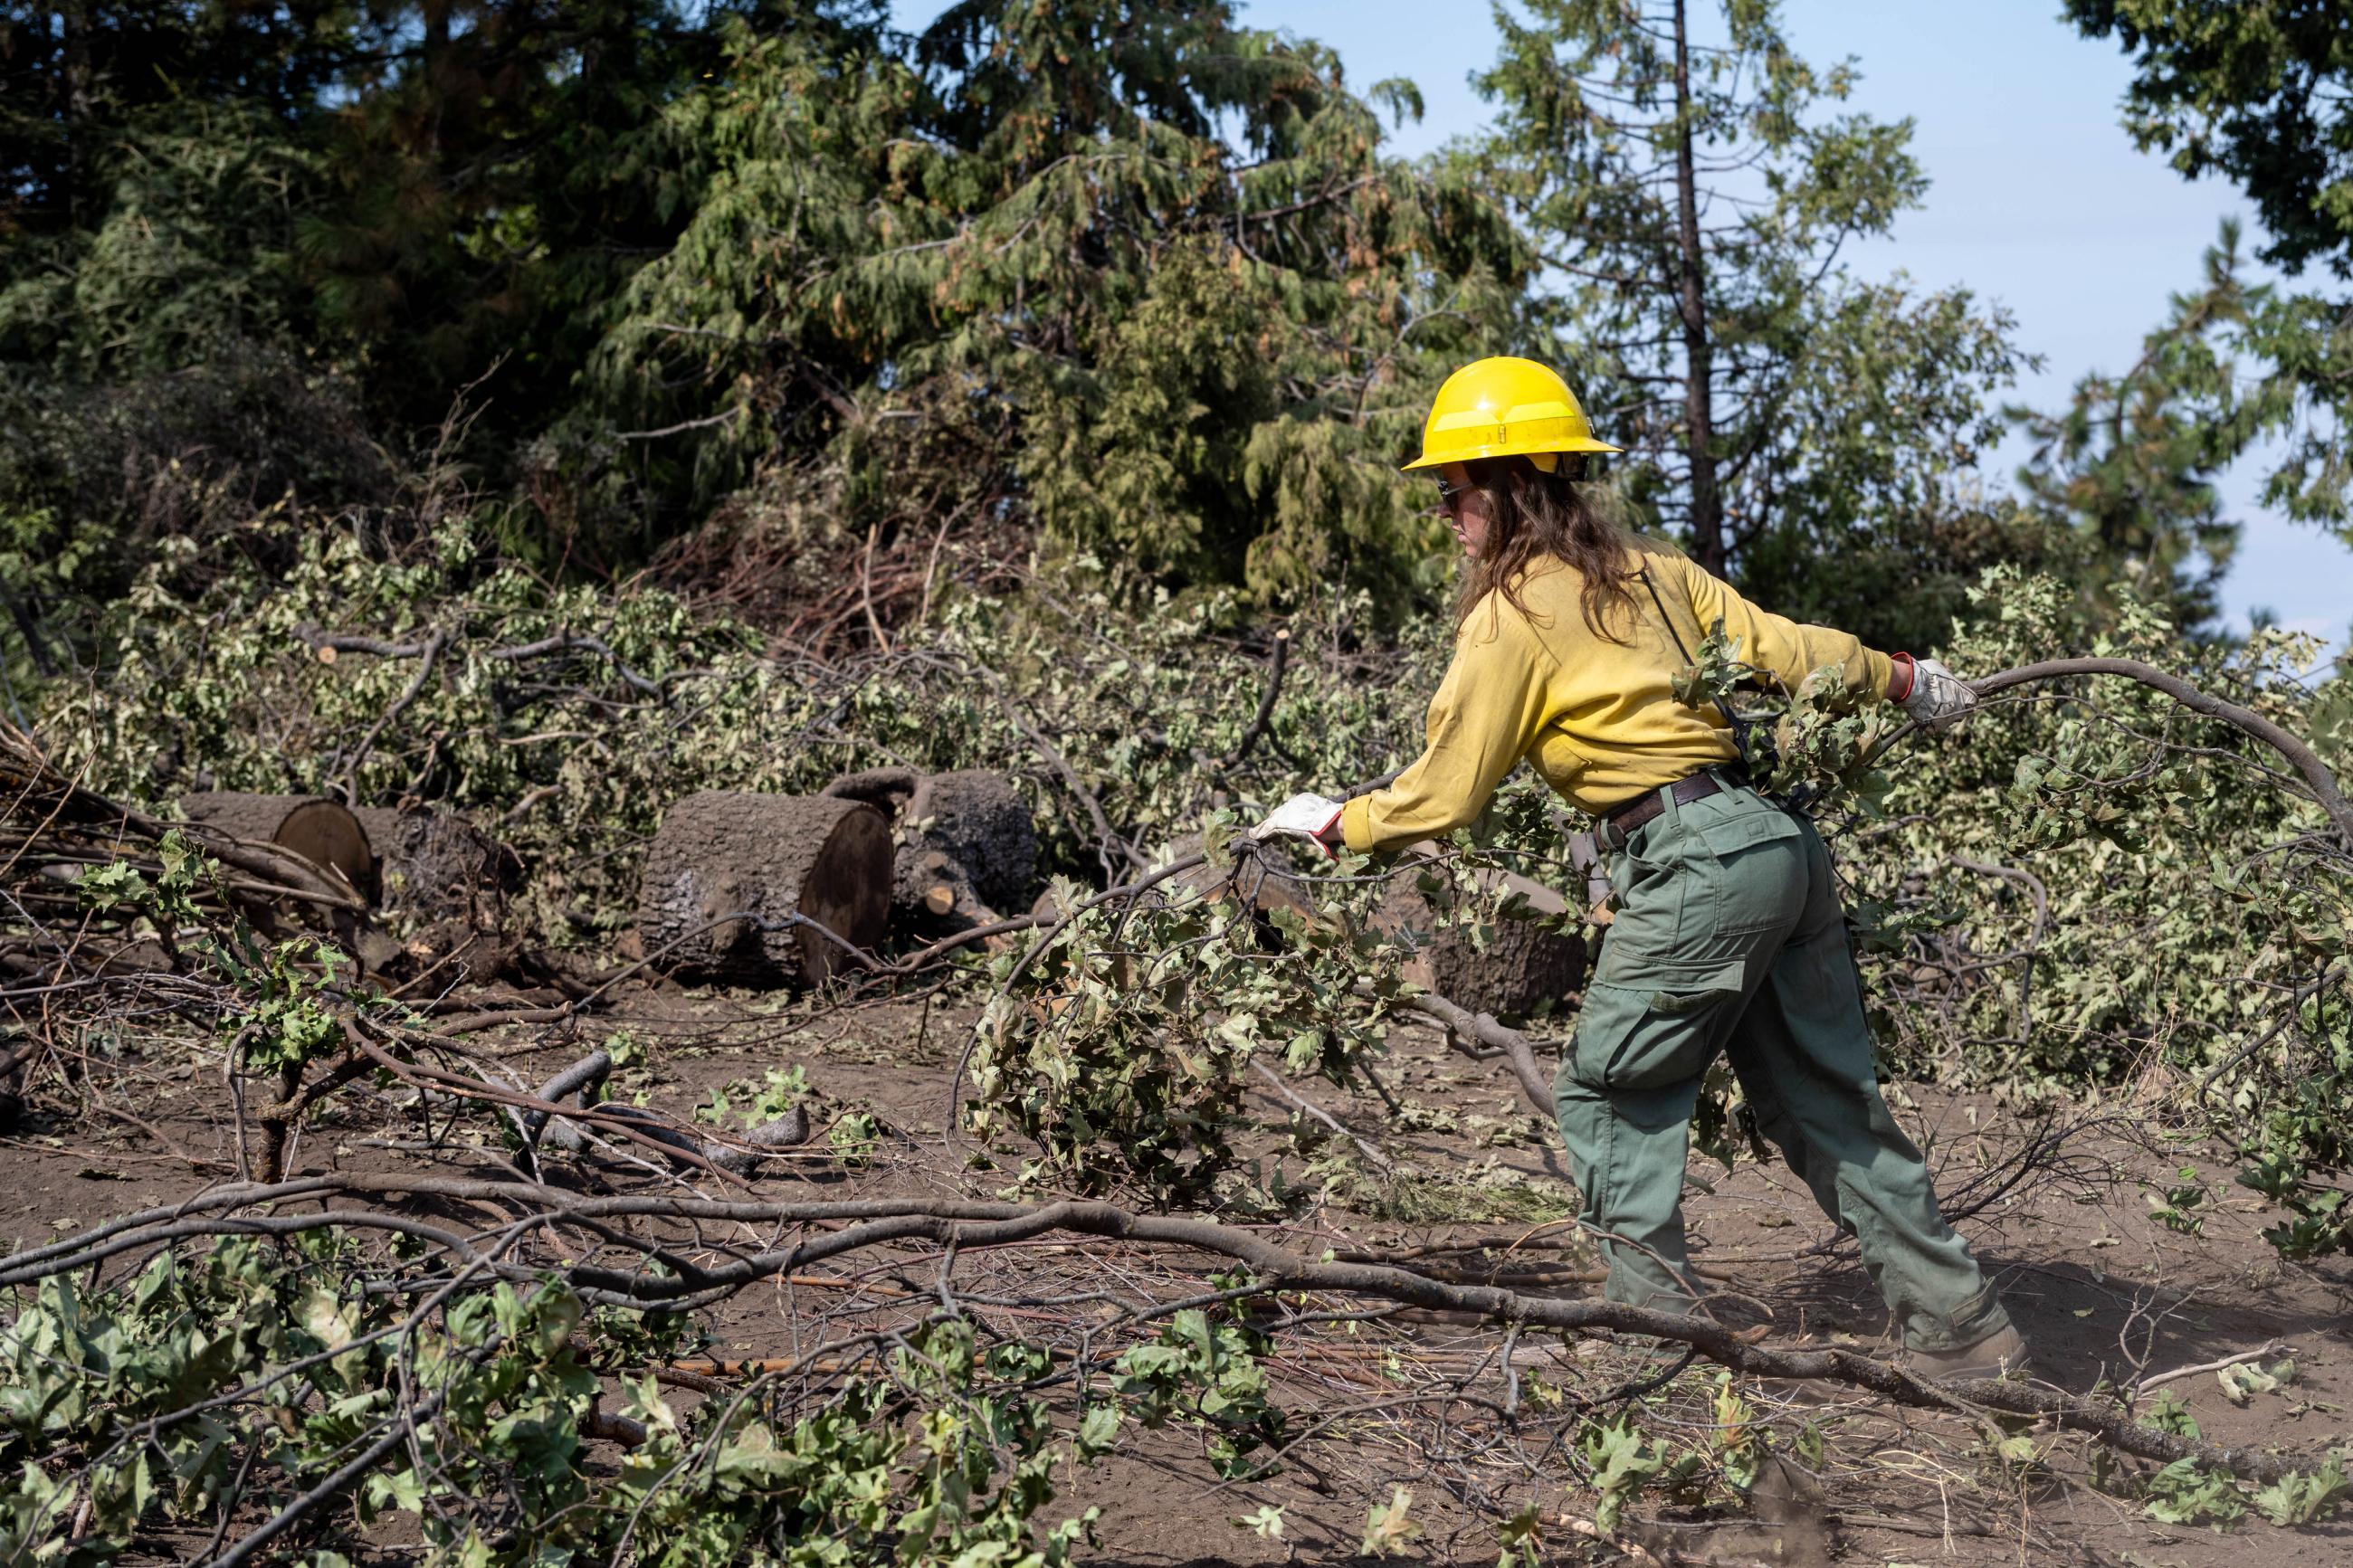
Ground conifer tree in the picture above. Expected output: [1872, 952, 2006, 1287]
[2008, 224, 2253, 632]
[594, 0, 1529, 602]
[1472, 0, 2021, 614]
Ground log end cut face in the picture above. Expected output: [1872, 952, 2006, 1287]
[182, 792, 377, 902]
[795, 801, 892, 982]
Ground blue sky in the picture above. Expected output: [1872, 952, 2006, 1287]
[890, 1, 2353, 657]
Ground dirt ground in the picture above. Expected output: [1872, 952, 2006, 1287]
[7, 974, 2350, 1567]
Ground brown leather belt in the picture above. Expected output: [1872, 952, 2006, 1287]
[1599, 770, 1739, 850]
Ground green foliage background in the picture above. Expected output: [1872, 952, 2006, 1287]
[19, 0, 2343, 642]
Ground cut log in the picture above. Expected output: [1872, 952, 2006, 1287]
[2, 726, 362, 956]
[179, 792, 376, 900]
[1376, 847, 1588, 1022]
[823, 767, 1037, 925]
[350, 804, 519, 928]
[907, 770, 1035, 913]
[637, 792, 891, 987]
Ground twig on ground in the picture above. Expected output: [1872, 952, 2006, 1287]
[1252, 1058, 1397, 1174]
[2136, 1340, 2288, 1394]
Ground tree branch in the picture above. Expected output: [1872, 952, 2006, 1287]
[1970, 658, 2353, 846]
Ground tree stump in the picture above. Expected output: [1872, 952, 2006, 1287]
[179, 792, 376, 900]
[350, 805, 519, 929]
[1376, 848, 1588, 1021]
[823, 768, 1036, 924]
[637, 792, 891, 986]
[392, 921, 520, 987]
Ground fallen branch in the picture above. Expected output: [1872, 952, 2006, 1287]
[12, 1175, 2325, 1485]
[2195, 964, 2345, 1098]
[1944, 854, 2049, 1034]
[333, 628, 447, 801]
[1252, 1058, 1396, 1174]
[1391, 986, 1555, 1115]
[2135, 1340, 2289, 1395]
[1217, 627, 1294, 769]
[485, 630, 666, 702]
[1967, 658, 2353, 846]
[292, 622, 670, 702]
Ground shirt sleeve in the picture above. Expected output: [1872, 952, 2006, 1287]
[1339, 597, 1555, 853]
[1672, 553, 1894, 698]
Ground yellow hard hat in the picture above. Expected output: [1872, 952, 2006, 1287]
[1402, 356, 1620, 472]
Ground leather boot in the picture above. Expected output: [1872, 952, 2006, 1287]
[1907, 1324, 2032, 1381]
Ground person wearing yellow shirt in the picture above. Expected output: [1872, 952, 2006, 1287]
[1254, 357, 2028, 1381]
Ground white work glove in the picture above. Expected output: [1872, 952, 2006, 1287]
[1898, 656, 1977, 732]
[1249, 793, 1345, 858]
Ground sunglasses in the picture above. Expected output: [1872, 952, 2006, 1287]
[1434, 478, 1470, 514]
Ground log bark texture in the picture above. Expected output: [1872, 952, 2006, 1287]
[823, 768, 1036, 923]
[349, 805, 518, 928]
[180, 792, 376, 900]
[637, 792, 891, 986]
[1376, 849, 1587, 1021]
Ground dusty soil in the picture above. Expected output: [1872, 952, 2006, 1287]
[7, 971, 2350, 1567]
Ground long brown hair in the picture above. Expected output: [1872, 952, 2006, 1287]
[1453, 455, 1637, 641]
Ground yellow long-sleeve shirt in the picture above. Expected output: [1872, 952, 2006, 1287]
[1338, 539, 1894, 851]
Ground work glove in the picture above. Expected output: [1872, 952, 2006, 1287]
[1896, 656, 1976, 732]
[1250, 792, 1345, 858]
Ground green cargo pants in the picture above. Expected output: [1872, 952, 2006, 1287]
[1554, 772, 2011, 1353]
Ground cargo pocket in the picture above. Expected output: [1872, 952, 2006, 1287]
[1573, 957, 1748, 1090]
[1690, 804, 1805, 937]
[1603, 829, 1689, 956]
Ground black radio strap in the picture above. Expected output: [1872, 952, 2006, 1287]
[1637, 566, 1761, 778]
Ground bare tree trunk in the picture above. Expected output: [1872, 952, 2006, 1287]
[1670, 0, 1724, 574]
[62, 0, 93, 233]
[423, 1, 451, 157]
[3, 589, 58, 680]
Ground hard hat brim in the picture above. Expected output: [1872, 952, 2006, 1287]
[1400, 434, 1623, 472]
